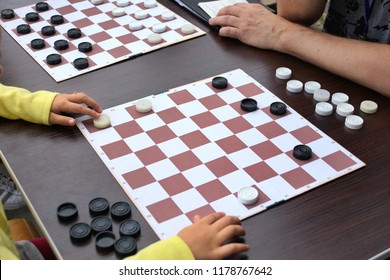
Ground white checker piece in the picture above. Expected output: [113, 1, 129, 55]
[287, 80, 303, 93]
[117, 0, 130, 7]
[275, 67, 292, 79]
[360, 100, 378, 114]
[76, 69, 365, 240]
[336, 103, 355, 117]
[331, 92, 349, 105]
[129, 21, 143, 31]
[304, 81, 321, 94]
[345, 115, 364, 130]
[313, 89, 330, 102]
[315, 102, 333, 116]
[238, 186, 259, 205]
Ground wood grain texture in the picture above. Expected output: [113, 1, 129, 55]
[1, 0, 389, 260]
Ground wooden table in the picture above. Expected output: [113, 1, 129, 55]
[1, 0, 389, 260]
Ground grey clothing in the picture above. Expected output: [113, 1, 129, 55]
[324, 0, 390, 43]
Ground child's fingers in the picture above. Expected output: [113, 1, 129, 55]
[198, 212, 226, 225]
[213, 243, 250, 259]
[217, 224, 246, 243]
[49, 113, 76, 126]
[212, 215, 241, 231]
[67, 92, 102, 113]
[60, 101, 100, 118]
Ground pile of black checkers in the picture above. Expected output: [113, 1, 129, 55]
[57, 198, 141, 259]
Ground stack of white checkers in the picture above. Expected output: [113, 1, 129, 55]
[275, 67, 379, 130]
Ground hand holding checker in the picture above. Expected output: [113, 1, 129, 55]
[50, 92, 102, 126]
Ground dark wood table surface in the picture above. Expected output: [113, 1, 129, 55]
[1, 0, 389, 260]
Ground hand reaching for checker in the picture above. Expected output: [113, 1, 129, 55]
[49, 92, 102, 126]
[177, 212, 249, 260]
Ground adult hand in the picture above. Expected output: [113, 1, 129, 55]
[209, 3, 291, 51]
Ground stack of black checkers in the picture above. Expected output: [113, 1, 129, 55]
[57, 197, 141, 259]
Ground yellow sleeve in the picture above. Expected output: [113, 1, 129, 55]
[0, 203, 20, 260]
[125, 236, 195, 260]
[0, 83, 57, 125]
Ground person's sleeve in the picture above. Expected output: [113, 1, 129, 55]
[0, 83, 57, 125]
[0, 203, 20, 260]
[124, 236, 195, 260]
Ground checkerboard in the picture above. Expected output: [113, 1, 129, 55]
[0, 0, 205, 82]
[76, 69, 365, 239]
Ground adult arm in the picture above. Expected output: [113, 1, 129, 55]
[277, 0, 328, 26]
[209, 3, 390, 97]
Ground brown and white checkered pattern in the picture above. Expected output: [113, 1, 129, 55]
[77, 69, 365, 239]
[0, 0, 205, 81]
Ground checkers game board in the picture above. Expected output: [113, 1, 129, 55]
[0, 0, 205, 82]
[76, 69, 365, 239]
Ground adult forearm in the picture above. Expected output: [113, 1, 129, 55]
[277, 0, 327, 25]
[277, 25, 390, 97]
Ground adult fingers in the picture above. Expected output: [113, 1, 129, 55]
[209, 14, 239, 28]
[215, 4, 244, 17]
[218, 26, 240, 39]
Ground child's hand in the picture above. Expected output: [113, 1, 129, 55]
[178, 212, 249, 260]
[49, 92, 102, 126]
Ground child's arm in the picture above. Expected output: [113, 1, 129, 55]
[0, 84, 101, 125]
